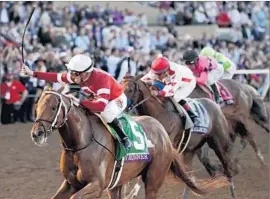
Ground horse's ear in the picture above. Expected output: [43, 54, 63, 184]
[57, 85, 65, 94]
[43, 84, 52, 92]
[135, 74, 144, 81]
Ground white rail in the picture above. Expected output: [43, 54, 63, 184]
[234, 69, 269, 75]
[234, 69, 269, 99]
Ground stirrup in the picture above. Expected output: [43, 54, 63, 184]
[123, 137, 132, 149]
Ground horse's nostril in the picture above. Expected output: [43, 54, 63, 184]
[37, 130, 43, 136]
[32, 130, 43, 138]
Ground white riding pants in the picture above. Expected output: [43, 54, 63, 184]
[174, 77, 196, 102]
[100, 93, 127, 123]
[207, 63, 224, 85]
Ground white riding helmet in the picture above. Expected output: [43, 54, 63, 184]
[65, 54, 94, 73]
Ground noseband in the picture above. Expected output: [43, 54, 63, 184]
[35, 91, 73, 141]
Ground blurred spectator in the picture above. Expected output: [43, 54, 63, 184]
[1, 73, 28, 124]
[0, 1, 269, 125]
[106, 47, 120, 77]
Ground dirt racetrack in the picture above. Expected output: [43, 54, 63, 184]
[0, 104, 269, 199]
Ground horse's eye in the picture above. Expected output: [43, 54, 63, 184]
[52, 106, 57, 111]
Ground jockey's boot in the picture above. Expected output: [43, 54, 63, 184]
[210, 83, 223, 104]
[110, 118, 132, 149]
[179, 99, 200, 125]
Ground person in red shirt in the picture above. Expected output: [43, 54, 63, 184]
[21, 54, 132, 149]
[1, 73, 28, 124]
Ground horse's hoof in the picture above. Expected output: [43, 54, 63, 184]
[260, 162, 268, 169]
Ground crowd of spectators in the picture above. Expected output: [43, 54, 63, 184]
[0, 1, 269, 124]
[144, 1, 269, 28]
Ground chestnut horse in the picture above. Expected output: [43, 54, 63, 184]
[30, 88, 223, 199]
[122, 76, 237, 199]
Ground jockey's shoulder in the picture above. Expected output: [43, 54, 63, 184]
[197, 55, 213, 68]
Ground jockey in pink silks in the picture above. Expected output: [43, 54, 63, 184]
[183, 50, 224, 104]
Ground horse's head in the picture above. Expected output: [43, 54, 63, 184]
[31, 87, 72, 146]
[122, 75, 178, 117]
[122, 75, 167, 112]
[122, 75, 151, 110]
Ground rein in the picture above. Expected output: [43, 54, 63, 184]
[127, 79, 165, 111]
[35, 91, 76, 150]
[35, 91, 123, 166]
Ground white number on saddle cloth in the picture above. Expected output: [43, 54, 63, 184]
[129, 120, 145, 150]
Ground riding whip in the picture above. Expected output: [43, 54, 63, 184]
[21, 7, 35, 64]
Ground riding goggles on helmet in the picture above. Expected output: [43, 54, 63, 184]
[185, 60, 196, 65]
[68, 61, 94, 76]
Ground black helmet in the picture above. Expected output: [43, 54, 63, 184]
[183, 50, 199, 63]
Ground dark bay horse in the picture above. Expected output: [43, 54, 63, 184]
[122, 76, 237, 199]
[30, 87, 224, 199]
[190, 79, 269, 168]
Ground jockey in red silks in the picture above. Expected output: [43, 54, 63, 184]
[182, 50, 224, 104]
[141, 56, 200, 124]
[21, 54, 132, 149]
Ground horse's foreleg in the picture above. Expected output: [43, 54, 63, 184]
[108, 186, 125, 199]
[51, 180, 77, 199]
[124, 177, 142, 199]
[245, 119, 266, 167]
[196, 145, 218, 177]
[239, 137, 248, 152]
[207, 137, 236, 199]
[69, 182, 101, 199]
[182, 151, 195, 199]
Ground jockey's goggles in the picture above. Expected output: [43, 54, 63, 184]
[67, 60, 94, 76]
[185, 60, 196, 65]
[69, 71, 82, 76]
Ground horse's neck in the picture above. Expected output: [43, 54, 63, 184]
[137, 94, 184, 134]
[59, 107, 92, 150]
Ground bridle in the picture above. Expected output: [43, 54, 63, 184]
[126, 80, 151, 111]
[34, 91, 125, 164]
[34, 91, 73, 147]
[126, 79, 164, 111]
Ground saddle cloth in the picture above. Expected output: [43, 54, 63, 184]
[171, 98, 210, 134]
[186, 99, 210, 134]
[199, 81, 234, 105]
[95, 113, 151, 162]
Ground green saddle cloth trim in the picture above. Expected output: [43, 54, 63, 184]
[108, 113, 150, 161]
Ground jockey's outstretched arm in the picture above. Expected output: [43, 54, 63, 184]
[34, 72, 74, 84]
[21, 63, 110, 112]
[21, 63, 74, 84]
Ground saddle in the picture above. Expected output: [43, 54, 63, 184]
[169, 97, 194, 130]
[169, 97, 210, 153]
[169, 97, 210, 134]
[198, 81, 234, 105]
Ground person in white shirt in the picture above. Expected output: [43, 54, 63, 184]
[106, 48, 121, 77]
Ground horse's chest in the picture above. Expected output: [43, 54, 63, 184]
[63, 155, 96, 186]
[61, 153, 85, 186]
